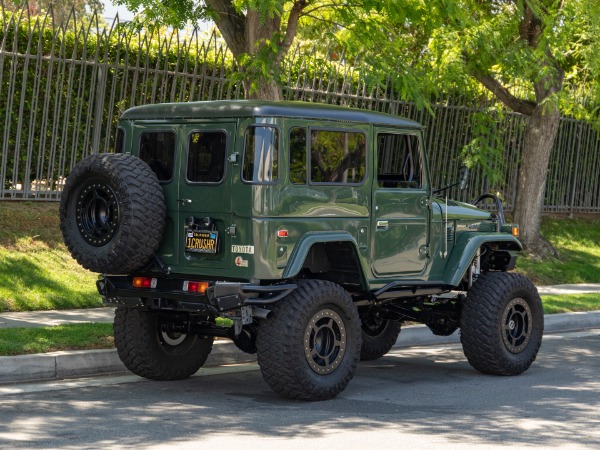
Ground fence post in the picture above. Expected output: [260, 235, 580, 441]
[569, 122, 583, 219]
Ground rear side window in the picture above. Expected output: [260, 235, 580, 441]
[139, 131, 176, 182]
[114, 128, 125, 153]
[310, 130, 366, 184]
[242, 126, 279, 184]
[289, 127, 307, 184]
[187, 131, 227, 183]
[377, 133, 422, 188]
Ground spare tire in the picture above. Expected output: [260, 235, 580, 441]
[59, 153, 166, 274]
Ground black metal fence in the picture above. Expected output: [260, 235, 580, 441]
[1, 7, 599, 213]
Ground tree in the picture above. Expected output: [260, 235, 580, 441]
[324, 0, 599, 254]
[426, 0, 600, 254]
[115, 0, 326, 100]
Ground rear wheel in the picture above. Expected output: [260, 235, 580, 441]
[114, 308, 214, 380]
[460, 272, 543, 375]
[359, 309, 401, 361]
[256, 280, 362, 401]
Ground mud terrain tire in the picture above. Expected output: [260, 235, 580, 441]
[460, 272, 543, 375]
[60, 153, 165, 274]
[359, 312, 401, 361]
[256, 280, 362, 401]
[114, 308, 214, 380]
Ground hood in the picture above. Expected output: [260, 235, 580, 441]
[433, 198, 493, 221]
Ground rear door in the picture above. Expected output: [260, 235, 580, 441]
[175, 123, 236, 272]
[135, 122, 236, 272]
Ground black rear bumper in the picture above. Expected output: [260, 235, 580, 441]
[97, 275, 296, 313]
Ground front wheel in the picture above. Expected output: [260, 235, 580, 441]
[114, 308, 214, 380]
[460, 272, 543, 375]
[256, 280, 362, 401]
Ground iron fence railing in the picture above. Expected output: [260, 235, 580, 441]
[1, 7, 599, 213]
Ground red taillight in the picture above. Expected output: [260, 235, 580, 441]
[132, 277, 157, 289]
[277, 230, 289, 238]
[183, 281, 209, 293]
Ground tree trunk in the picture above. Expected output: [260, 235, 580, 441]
[243, 78, 282, 100]
[513, 103, 561, 255]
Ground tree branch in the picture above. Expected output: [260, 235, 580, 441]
[472, 71, 536, 115]
[204, 0, 246, 57]
[276, 0, 308, 62]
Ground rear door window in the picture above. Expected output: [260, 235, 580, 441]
[139, 131, 176, 182]
[187, 131, 227, 183]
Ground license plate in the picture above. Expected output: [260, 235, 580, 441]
[185, 229, 218, 254]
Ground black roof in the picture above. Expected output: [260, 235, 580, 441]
[120, 100, 422, 128]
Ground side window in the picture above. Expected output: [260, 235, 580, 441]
[242, 126, 279, 184]
[187, 131, 227, 183]
[139, 131, 176, 182]
[114, 128, 125, 154]
[377, 133, 422, 188]
[310, 130, 366, 184]
[289, 127, 307, 184]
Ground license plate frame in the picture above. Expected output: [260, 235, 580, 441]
[185, 229, 219, 254]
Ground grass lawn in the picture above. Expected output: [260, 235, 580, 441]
[0, 202, 100, 312]
[541, 293, 600, 314]
[515, 217, 600, 286]
[0, 323, 113, 355]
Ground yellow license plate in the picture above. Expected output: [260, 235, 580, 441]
[185, 229, 218, 254]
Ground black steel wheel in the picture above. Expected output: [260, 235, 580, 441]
[256, 280, 362, 401]
[114, 308, 214, 380]
[60, 153, 165, 274]
[359, 309, 401, 361]
[460, 272, 543, 375]
[76, 178, 120, 247]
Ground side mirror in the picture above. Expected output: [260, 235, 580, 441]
[459, 166, 470, 190]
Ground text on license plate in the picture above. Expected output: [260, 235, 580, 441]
[185, 230, 218, 254]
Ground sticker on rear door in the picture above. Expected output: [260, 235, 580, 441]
[232, 245, 254, 254]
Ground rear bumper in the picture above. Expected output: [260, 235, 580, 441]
[98, 275, 296, 313]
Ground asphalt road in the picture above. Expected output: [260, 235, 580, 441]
[0, 329, 598, 450]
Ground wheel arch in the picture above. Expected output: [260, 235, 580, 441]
[282, 232, 369, 291]
[442, 233, 523, 287]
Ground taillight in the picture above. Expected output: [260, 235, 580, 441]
[183, 281, 209, 293]
[132, 277, 157, 289]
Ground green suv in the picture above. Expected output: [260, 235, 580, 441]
[60, 100, 543, 400]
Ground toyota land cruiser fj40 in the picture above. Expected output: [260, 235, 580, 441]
[60, 101, 543, 400]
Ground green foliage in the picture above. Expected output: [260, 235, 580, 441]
[0, 11, 237, 186]
[2, 0, 104, 26]
[461, 108, 506, 185]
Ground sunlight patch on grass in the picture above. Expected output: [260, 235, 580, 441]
[541, 293, 600, 315]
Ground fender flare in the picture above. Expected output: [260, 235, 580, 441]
[442, 233, 522, 287]
[282, 231, 368, 289]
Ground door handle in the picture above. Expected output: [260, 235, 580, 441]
[177, 198, 192, 205]
[376, 220, 389, 231]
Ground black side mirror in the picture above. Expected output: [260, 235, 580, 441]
[459, 166, 470, 190]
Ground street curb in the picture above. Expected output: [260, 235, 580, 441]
[1, 311, 599, 385]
